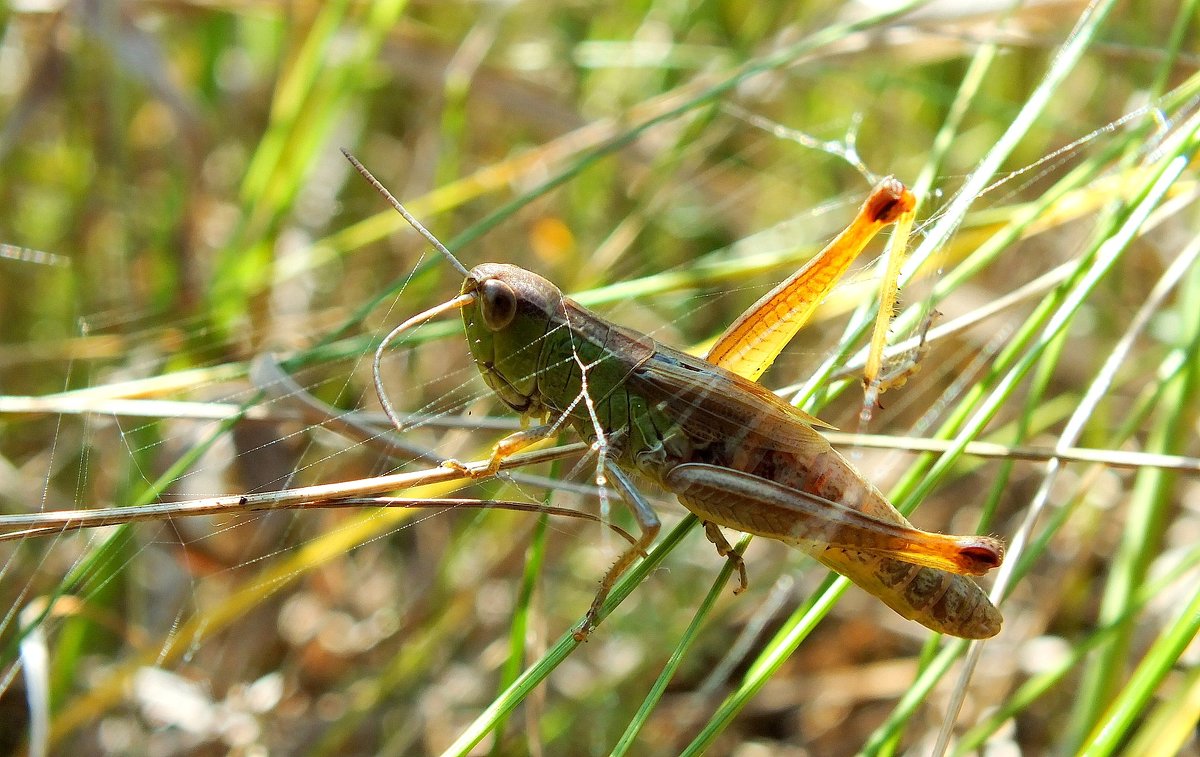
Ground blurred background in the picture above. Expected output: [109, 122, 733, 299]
[1, 1, 1198, 754]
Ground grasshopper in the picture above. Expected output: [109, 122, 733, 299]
[345, 150, 1004, 640]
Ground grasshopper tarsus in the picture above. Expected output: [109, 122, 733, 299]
[441, 458, 491, 479]
[864, 306, 941, 398]
[574, 575, 617, 642]
[860, 382, 886, 411]
[730, 558, 749, 595]
[575, 588, 610, 641]
[703, 521, 749, 594]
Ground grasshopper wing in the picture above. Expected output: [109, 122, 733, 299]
[628, 346, 835, 456]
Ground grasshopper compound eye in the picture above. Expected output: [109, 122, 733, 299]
[480, 279, 518, 331]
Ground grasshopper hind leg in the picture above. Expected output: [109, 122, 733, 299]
[861, 307, 940, 404]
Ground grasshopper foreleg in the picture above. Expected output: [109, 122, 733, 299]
[703, 521, 748, 594]
[575, 462, 660, 641]
[443, 423, 556, 479]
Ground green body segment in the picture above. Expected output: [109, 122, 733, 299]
[461, 263, 672, 467]
[460, 262, 1001, 639]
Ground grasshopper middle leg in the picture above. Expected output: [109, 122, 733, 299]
[703, 521, 748, 594]
[575, 462, 660, 641]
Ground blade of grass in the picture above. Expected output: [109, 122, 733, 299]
[440, 515, 697, 757]
[1068, 226, 1200, 750]
[609, 533, 748, 756]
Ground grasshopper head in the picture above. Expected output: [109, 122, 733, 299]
[460, 263, 563, 415]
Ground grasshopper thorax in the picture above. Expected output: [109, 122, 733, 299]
[461, 263, 563, 416]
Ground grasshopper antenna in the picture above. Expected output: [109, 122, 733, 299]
[341, 149, 477, 434]
[341, 148, 472, 278]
